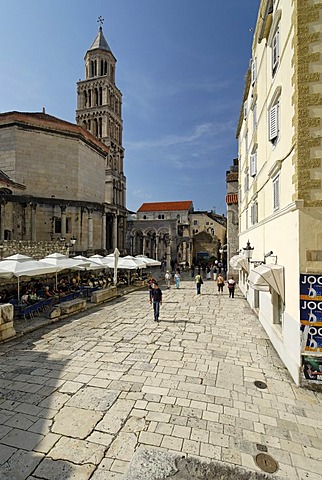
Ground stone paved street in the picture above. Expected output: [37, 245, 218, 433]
[0, 275, 322, 479]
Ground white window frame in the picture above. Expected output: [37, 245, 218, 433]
[245, 208, 249, 230]
[273, 174, 280, 211]
[251, 57, 257, 85]
[253, 103, 257, 132]
[250, 152, 257, 177]
[269, 103, 279, 143]
[251, 202, 258, 225]
[272, 28, 280, 74]
[244, 169, 249, 193]
[245, 131, 249, 155]
[244, 101, 248, 120]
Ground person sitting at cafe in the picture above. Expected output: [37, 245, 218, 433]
[21, 291, 31, 305]
[29, 289, 39, 303]
[0, 289, 9, 303]
[44, 286, 53, 298]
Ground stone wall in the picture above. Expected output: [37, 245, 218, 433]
[0, 303, 15, 341]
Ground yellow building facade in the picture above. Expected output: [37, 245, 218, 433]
[237, 0, 322, 386]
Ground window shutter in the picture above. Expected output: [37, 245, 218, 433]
[244, 172, 249, 193]
[251, 58, 257, 85]
[269, 104, 279, 141]
[251, 203, 258, 225]
[250, 153, 257, 177]
[253, 104, 257, 131]
[272, 29, 279, 71]
[273, 176, 280, 210]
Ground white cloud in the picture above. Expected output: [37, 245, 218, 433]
[125, 120, 234, 152]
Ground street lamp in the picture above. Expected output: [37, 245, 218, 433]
[243, 240, 254, 262]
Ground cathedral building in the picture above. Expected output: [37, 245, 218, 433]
[0, 24, 126, 255]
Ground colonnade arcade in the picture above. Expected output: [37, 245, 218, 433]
[0, 196, 126, 255]
[129, 228, 191, 268]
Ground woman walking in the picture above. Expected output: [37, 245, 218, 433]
[174, 270, 181, 289]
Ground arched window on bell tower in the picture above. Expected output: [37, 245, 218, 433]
[99, 117, 102, 137]
[94, 118, 98, 136]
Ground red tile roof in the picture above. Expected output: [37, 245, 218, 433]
[138, 201, 193, 212]
[0, 111, 109, 155]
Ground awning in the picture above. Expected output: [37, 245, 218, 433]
[229, 254, 249, 272]
[248, 264, 285, 303]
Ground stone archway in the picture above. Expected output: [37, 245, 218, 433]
[193, 231, 219, 263]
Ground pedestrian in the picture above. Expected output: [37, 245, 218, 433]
[227, 276, 236, 298]
[191, 264, 195, 277]
[150, 282, 162, 322]
[174, 270, 181, 289]
[195, 273, 203, 294]
[206, 266, 211, 280]
[217, 273, 225, 294]
[165, 270, 171, 289]
[147, 273, 156, 302]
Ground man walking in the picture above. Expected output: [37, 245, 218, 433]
[195, 273, 203, 294]
[150, 282, 162, 322]
[227, 276, 236, 298]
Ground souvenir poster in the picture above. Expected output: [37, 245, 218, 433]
[302, 356, 322, 384]
[300, 274, 322, 353]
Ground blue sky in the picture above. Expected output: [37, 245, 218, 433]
[0, 0, 259, 214]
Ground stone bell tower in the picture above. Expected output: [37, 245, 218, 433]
[76, 18, 126, 252]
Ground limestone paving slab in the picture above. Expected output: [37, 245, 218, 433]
[0, 275, 321, 479]
[52, 406, 102, 439]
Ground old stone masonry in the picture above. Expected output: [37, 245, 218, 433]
[0, 274, 322, 479]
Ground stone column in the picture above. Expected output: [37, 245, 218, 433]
[101, 212, 106, 251]
[0, 203, 5, 241]
[155, 234, 160, 260]
[88, 209, 93, 251]
[183, 242, 187, 264]
[186, 242, 190, 267]
[31, 203, 37, 241]
[61, 206, 66, 238]
[122, 216, 127, 253]
[142, 235, 147, 256]
[166, 240, 171, 271]
[112, 213, 118, 249]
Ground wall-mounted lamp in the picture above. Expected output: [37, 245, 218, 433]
[264, 250, 277, 264]
[243, 240, 254, 262]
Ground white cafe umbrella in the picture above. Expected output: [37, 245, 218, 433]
[39, 253, 87, 288]
[118, 256, 147, 270]
[136, 255, 161, 267]
[74, 255, 105, 271]
[123, 255, 147, 268]
[88, 255, 114, 268]
[0, 254, 58, 298]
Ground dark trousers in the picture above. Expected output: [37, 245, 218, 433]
[229, 287, 235, 298]
[196, 283, 201, 294]
[153, 301, 160, 320]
